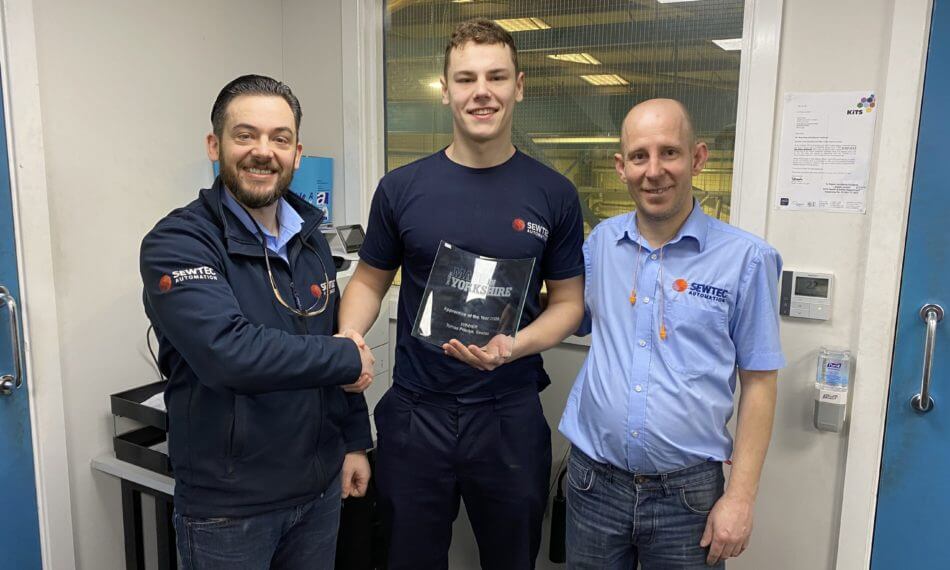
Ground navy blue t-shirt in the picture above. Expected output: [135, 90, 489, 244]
[360, 149, 584, 396]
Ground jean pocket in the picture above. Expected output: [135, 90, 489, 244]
[678, 474, 723, 515]
[183, 515, 235, 531]
[567, 457, 596, 492]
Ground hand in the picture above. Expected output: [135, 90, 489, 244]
[700, 493, 754, 565]
[340, 451, 371, 499]
[442, 334, 514, 371]
[336, 330, 374, 393]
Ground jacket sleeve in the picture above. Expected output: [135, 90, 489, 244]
[140, 217, 362, 395]
[341, 392, 373, 452]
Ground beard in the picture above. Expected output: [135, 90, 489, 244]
[219, 155, 295, 209]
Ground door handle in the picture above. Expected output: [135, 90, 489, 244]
[911, 303, 944, 413]
[0, 285, 23, 396]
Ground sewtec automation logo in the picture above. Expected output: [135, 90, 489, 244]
[512, 217, 549, 242]
[445, 267, 512, 298]
[159, 266, 219, 292]
[847, 93, 875, 115]
[673, 278, 729, 303]
[310, 279, 337, 299]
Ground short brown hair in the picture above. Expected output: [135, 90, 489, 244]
[443, 18, 519, 77]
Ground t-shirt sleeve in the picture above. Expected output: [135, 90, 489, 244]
[731, 245, 786, 371]
[541, 180, 585, 281]
[358, 179, 402, 271]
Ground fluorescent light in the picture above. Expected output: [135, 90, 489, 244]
[419, 78, 443, 90]
[547, 53, 602, 65]
[533, 137, 620, 145]
[656, 0, 702, 3]
[712, 38, 742, 51]
[495, 18, 551, 32]
[579, 74, 629, 86]
[452, 0, 474, 3]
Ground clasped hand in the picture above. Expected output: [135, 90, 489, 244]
[336, 329, 374, 393]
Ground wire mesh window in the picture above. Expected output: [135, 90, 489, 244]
[384, 0, 744, 234]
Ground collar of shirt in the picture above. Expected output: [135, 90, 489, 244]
[221, 188, 303, 263]
[615, 199, 709, 252]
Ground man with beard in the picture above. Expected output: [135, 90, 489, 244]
[140, 75, 375, 569]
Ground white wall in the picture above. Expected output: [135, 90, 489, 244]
[27, 1, 345, 567]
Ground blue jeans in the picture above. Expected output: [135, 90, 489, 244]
[173, 473, 342, 570]
[566, 447, 725, 570]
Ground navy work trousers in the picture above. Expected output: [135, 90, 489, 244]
[374, 383, 552, 570]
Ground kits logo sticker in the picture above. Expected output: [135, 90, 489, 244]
[672, 278, 729, 303]
[847, 93, 875, 115]
[512, 217, 549, 242]
[158, 275, 173, 293]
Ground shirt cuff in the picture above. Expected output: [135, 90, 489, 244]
[738, 351, 786, 371]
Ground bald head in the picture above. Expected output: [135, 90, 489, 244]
[620, 98, 696, 151]
[613, 97, 708, 233]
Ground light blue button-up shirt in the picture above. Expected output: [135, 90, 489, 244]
[222, 189, 303, 264]
[559, 202, 785, 474]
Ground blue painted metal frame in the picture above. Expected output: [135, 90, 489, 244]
[871, 1, 950, 567]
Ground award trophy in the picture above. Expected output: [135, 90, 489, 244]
[411, 241, 535, 348]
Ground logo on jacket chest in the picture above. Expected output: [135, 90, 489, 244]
[512, 217, 549, 242]
[310, 279, 337, 299]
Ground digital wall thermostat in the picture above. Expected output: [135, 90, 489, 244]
[780, 271, 833, 320]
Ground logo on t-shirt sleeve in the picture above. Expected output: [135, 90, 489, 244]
[512, 217, 549, 242]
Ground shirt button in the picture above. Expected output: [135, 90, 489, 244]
[635, 385, 642, 392]
[638, 339, 647, 347]
[643, 297, 650, 304]
[650, 254, 658, 260]
[631, 431, 639, 438]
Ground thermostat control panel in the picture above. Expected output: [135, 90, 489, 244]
[780, 271, 833, 321]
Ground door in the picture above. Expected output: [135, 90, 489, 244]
[871, 1, 949, 567]
[0, 70, 43, 566]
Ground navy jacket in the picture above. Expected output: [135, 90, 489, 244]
[140, 178, 370, 518]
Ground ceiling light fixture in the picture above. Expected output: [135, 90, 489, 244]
[712, 38, 743, 51]
[547, 53, 602, 65]
[494, 18, 551, 32]
[656, 0, 702, 4]
[579, 74, 629, 86]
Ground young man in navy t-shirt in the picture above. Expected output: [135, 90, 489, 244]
[339, 19, 585, 569]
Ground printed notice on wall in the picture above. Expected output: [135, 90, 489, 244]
[776, 91, 878, 213]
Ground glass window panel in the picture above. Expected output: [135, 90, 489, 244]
[384, 0, 744, 234]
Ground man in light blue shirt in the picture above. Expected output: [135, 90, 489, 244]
[559, 98, 783, 569]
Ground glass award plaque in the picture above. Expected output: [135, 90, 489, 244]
[412, 241, 535, 348]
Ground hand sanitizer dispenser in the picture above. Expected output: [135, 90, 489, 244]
[814, 347, 852, 432]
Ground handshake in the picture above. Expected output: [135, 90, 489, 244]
[335, 329, 375, 394]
